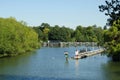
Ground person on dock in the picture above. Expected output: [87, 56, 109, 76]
[75, 49, 79, 57]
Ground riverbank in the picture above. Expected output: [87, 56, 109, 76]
[0, 53, 19, 58]
[0, 53, 20, 58]
[0, 48, 38, 58]
[0, 54, 7, 58]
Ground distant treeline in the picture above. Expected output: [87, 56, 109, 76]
[33, 23, 104, 45]
[0, 17, 39, 57]
[0, 17, 104, 57]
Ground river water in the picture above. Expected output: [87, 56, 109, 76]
[0, 46, 120, 80]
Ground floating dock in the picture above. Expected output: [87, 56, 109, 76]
[72, 48, 104, 59]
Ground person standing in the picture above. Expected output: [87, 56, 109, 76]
[64, 51, 69, 58]
[75, 50, 79, 57]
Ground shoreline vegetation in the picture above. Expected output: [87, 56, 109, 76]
[99, 0, 120, 61]
[0, 17, 40, 58]
[0, 17, 104, 58]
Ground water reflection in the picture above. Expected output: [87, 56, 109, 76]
[75, 60, 79, 68]
[75, 60, 79, 76]
[0, 74, 78, 80]
[65, 58, 69, 64]
[0, 47, 120, 80]
[102, 61, 120, 80]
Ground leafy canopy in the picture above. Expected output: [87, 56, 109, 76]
[0, 17, 39, 56]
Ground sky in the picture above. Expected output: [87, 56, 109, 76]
[0, 0, 107, 29]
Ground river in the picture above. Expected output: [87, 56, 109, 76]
[0, 46, 120, 80]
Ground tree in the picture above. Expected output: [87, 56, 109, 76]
[99, 0, 120, 26]
[33, 23, 51, 42]
[99, 0, 120, 61]
[94, 27, 104, 45]
[33, 27, 43, 41]
[74, 26, 83, 42]
[41, 23, 50, 29]
[73, 25, 103, 42]
[0, 17, 39, 57]
[104, 20, 120, 61]
[48, 25, 60, 41]
[48, 25, 73, 42]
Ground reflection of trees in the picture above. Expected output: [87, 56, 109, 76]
[102, 61, 120, 80]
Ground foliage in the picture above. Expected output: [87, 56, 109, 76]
[99, 0, 120, 26]
[33, 23, 104, 44]
[104, 20, 120, 61]
[49, 26, 73, 42]
[0, 17, 39, 56]
[99, 0, 120, 61]
[74, 25, 104, 44]
[33, 23, 50, 42]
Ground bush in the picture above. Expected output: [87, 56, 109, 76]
[0, 17, 39, 56]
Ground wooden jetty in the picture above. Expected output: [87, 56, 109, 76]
[72, 48, 104, 59]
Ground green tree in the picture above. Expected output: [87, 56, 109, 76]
[75, 26, 82, 41]
[99, 0, 120, 61]
[33, 27, 43, 41]
[40, 23, 50, 41]
[94, 27, 104, 45]
[33, 23, 51, 42]
[48, 25, 73, 42]
[74, 25, 103, 42]
[48, 25, 60, 41]
[99, 0, 120, 26]
[0, 17, 39, 57]
[104, 20, 120, 61]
